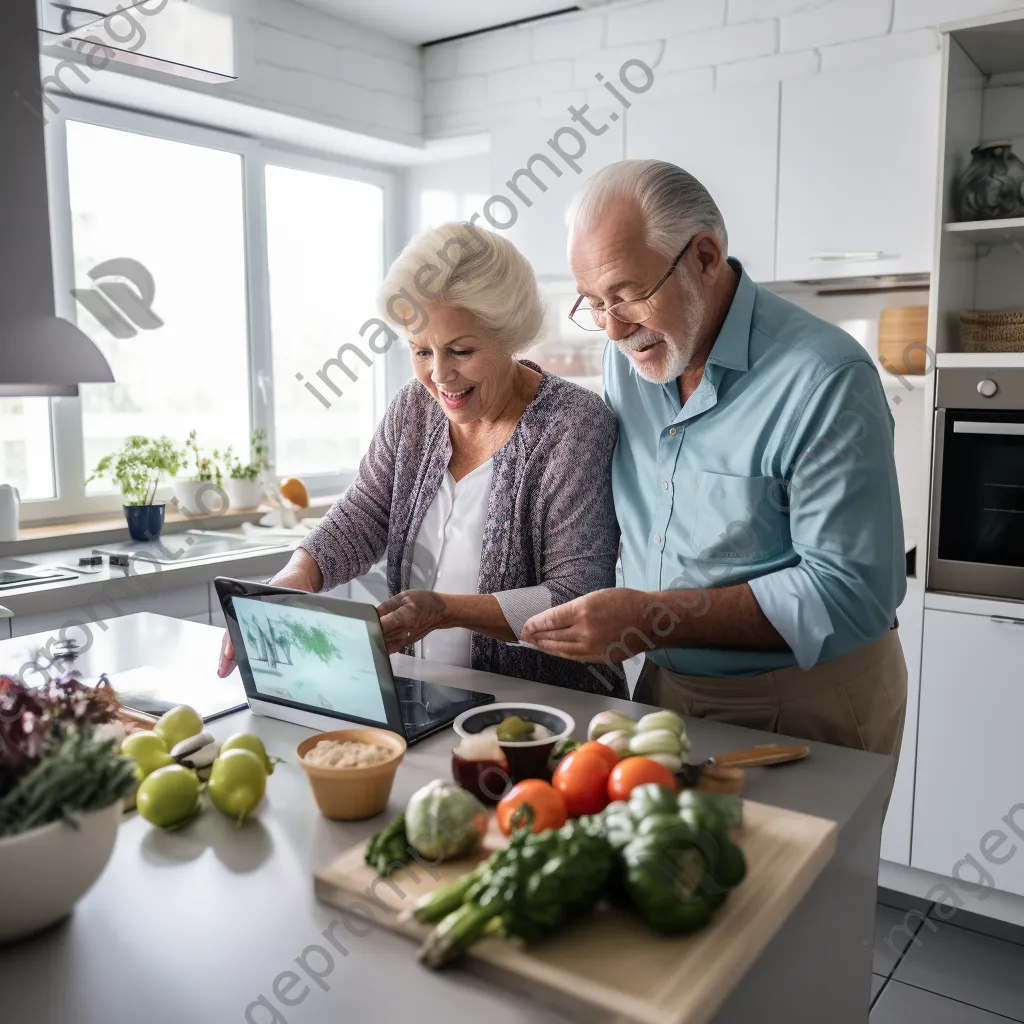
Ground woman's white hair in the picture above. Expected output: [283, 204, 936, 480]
[568, 159, 728, 260]
[378, 222, 544, 354]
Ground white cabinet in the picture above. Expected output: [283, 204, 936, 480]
[880, 580, 924, 866]
[11, 584, 210, 638]
[776, 55, 940, 281]
[911, 609, 1024, 897]
[627, 84, 780, 283]
[490, 112, 625, 280]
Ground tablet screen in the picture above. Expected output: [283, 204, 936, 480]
[231, 595, 387, 725]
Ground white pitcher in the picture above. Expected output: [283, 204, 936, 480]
[0, 484, 21, 542]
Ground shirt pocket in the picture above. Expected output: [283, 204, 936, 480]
[692, 471, 785, 563]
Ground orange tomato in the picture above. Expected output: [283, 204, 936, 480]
[607, 756, 677, 803]
[577, 740, 620, 771]
[552, 748, 611, 817]
[496, 779, 567, 836]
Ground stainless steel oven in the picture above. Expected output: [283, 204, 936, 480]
[929, 368, 1024, 601]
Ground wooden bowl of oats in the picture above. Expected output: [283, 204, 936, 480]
[296, 728, 406, 820]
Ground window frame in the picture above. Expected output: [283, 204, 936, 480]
[23, 97, 397, 524]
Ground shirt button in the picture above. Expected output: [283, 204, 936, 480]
[668, 428, 677, 436]
[661, 480, 669, 490]
[654, 534, 661, 544]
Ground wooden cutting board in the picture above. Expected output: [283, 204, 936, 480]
[315, 800, 837, 1024]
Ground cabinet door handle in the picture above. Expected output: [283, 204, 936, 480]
[807, 251, 888, 262]
[990, 615, 1024, 626]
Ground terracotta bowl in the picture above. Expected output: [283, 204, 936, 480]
[296, 728, 406, 820]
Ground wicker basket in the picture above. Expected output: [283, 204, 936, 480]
[959, 309, 1024, 353]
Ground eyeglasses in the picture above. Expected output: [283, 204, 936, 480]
[568, 238, 694, 332]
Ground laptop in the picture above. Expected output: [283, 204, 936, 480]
[214, 576, 494, 745]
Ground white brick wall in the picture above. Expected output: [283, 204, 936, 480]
[421, 0, 1024, 138]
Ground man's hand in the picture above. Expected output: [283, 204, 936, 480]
[520, 588, 649, 663]
[377, 590, 448, 653]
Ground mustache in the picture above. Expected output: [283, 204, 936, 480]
[615, 327, 663, 353]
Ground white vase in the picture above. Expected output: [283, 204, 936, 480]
[224, 477, 264, 510]
[0, 801, 121, 943]
[171, 479, 227, 517]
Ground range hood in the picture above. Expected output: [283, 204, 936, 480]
[0, 0, 114, 398]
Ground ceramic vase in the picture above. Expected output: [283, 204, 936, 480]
[955, 141, 1024, 221]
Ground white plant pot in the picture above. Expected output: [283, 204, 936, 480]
[0, 801, 121, 943]
[224, 477, 264, 510]
[171, 478, 227, 517]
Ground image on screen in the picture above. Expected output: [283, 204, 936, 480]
[232, 597, 386, 724]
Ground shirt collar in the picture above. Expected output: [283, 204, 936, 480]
[705, 258, 754, 374]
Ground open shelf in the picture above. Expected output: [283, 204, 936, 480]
[944, 217, 1024, 245]
[936, 351, 1024, 368]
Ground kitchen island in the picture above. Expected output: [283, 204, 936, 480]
[0, 614, 894, 1024]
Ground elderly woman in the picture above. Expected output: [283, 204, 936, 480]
[218, 222, 624, 696]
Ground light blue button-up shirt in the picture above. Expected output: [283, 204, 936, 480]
[604, 260, 906, 678]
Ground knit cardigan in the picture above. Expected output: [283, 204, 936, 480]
[300, 361, 626, 698]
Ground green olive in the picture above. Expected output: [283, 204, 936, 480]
[495, 715, 535, 742]
[136, 765, 201, 829]
[208, 749, 267, 825]
[121, 731, 174, 781]
[220, 733, 275, 775]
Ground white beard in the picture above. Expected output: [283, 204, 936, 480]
[615, 276, 708, 385]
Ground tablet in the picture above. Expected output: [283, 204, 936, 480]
[214, 577, 493, 742]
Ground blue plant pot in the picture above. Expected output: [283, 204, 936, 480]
[123, 503, 165, 542]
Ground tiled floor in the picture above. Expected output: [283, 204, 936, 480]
[870, 887, 1024, 1022]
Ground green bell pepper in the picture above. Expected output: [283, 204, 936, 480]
[628, 782, 679, 821]
[622, 831, 716, 934]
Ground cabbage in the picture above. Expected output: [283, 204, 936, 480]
[405, 779, 486, 861]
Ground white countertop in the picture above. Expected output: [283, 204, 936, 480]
[0, 528, 299, 618]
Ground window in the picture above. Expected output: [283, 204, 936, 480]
[25, 102, 394, 523]
[265, 164, 385, 477]
[0, 399, 55, 500]
[65, 121, 251, 492]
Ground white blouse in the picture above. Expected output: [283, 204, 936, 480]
[410, 459, 494, 668]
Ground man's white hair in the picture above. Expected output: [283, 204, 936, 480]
[568, 159, 728, 259]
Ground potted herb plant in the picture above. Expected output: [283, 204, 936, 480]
[221, 429, 272, 510]
[88, 435, 183, 541]
[172, 429, 227, 517]
[0, 674, 135, 942]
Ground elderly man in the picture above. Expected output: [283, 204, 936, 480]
[521, 159, 907, 756]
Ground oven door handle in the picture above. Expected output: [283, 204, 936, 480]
[990, 615, 1024, 626]
[953, 421, 1024, 436]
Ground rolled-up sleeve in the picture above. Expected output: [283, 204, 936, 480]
[492, 586, 552, 639]
[751, 360, 906, 667]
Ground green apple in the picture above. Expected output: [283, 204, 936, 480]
[208, 749, 266, 825]
[153, 705, 204, 751]
[220, 733, 276, 774]
[121, 730, 174, 780]
[136, 765, 201, 830]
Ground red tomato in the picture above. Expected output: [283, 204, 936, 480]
[496, 779, 567, 836]
[607, 756, 677, 802]
[552, 748, 611, 817]
[577, 740, 620, 771]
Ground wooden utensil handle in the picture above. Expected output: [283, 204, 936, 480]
[694, 765, 744, 795]
[711, 744, 810, 769]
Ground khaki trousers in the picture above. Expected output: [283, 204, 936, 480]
[633, 630, 908, 766]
